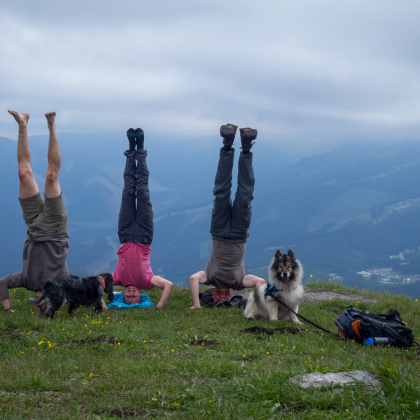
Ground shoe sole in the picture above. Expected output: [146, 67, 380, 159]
[240, 128, 257, 139]
[220, 124, 238, 138]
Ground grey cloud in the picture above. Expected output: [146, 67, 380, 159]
[1, 0, 420, 150]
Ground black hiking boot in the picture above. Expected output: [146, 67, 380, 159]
[127, 128, 136, 151]
[134, 128, 144, 150]
[220, 124, 238, 150]
[239, 127, 257, 152]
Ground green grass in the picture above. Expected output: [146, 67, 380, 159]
[1, 282, 420, 419]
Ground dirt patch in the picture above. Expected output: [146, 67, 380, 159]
[233, 289, 378, 304]
[94, 408, 147, 418]
[0, 328, 20, 340]
[58, 336, 121, 347]
[191, 339, 219, 347]
[242, 326, 302, 336]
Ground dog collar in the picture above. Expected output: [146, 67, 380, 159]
[98, 275, 106, 289]
[265, 283, 297, 299]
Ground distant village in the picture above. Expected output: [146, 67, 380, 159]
[357, 247, 420, 284]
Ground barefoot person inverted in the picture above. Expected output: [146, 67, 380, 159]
[0, 111, 69, 313]
[110, 128, 173, 308]
[189, 124, 265, 309]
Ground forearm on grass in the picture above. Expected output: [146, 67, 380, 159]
[157, 283, 174, 308]
[1, 299, 11, 311]
[151, 276, 174, 308]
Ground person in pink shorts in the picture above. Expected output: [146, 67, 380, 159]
[112, 128, 173, 308]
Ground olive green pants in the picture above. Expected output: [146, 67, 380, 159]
[19, 191, 68, 236]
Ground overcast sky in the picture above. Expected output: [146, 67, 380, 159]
[1, 0, 420, 150]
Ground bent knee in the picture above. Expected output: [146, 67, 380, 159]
[46, 168, 59, 182]
[18, 165, 33, 180]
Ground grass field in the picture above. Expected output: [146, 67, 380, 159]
[1, 281, 420, 419]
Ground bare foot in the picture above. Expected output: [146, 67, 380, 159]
[45, 112, 56, 128]
[189, 305, 202, 310]
[8, 110, 29, 127]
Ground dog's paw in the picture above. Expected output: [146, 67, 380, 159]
[292, 320, 303, 325]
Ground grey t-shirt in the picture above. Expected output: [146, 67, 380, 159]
[0, 233, 69, 300]
[22, 232, 69, 291]
[204, 236, 247, 290]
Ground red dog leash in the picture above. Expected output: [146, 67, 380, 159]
[98, 275, 106, 289]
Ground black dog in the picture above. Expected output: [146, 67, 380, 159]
[29, 273, 114, 318]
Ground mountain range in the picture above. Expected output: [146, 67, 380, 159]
[1, 133, 420, 298]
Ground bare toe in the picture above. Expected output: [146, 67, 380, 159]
[45, 112, 56, 125]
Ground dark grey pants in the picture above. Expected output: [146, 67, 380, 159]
[210, 148, 254, 240]
[118, 150, 154, 245]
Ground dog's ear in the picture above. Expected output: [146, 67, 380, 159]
[275, 250, 282, 260]
[101, 273, 114, 302]
[287, 249, 295, 260]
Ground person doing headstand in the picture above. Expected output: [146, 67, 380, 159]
[111, 128, 173, 308]
[1, 111, 69, 313]
[189, 124, 265, 309]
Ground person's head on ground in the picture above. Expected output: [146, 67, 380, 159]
[124, 285, 142, 304]
[212, 287, 232, 302]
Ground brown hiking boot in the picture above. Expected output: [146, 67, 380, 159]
[240, 127, 257, 152]
[220, 123, 238, 147]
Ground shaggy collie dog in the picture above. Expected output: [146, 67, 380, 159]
[244, 250, 304, 323]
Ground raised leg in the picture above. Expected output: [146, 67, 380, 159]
[8, 111, 39, 199]
[118, 150, 137, 243]
[209, 149, 235, 239]
[44, 112, 62, 199]
[231, 152, 254, 240]
[134, 150, 154, 245]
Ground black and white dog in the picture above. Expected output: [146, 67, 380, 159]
[29, 273, 114, 318]
[244, 250, 304, 323]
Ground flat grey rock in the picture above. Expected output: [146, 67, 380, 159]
[290, 370, 381, 390]
[231, 289, 378, 304]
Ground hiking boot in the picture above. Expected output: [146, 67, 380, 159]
[220, 123, 238, 147]
[127, 128, 136, 151]
[239, 127, 257, 152]
[134, 128, 144, 150]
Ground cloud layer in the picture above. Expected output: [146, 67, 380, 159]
[1, 0, 420, 149]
